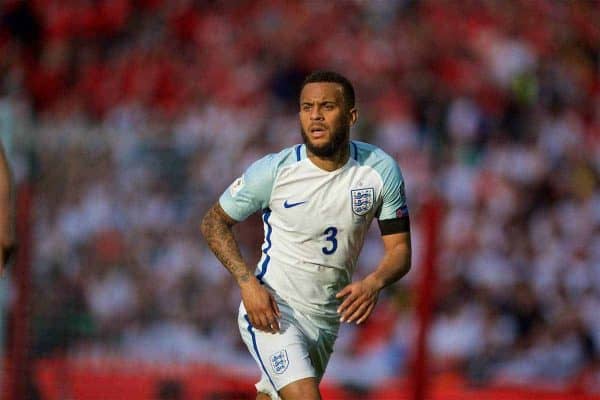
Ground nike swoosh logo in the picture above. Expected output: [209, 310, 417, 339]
[283, 200, 307, 208]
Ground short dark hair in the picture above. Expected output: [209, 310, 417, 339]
[301, 70, 356, 109]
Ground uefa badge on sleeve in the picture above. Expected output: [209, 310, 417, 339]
[351, 188, 374, 216]
[230, 175, 245, 197]
[396, 205, 409, 218]
[270, 350, 289, 374]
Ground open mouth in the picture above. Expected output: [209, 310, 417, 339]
[310, 126, 327, 137]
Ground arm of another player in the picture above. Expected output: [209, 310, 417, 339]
[336, 231, 411, 324]
[0, 143, 15, 278]
[200, 203, 281, 333]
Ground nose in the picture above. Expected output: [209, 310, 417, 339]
[310, 106, 324, 120]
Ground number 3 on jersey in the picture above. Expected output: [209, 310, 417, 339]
[322, 226, 338, 255]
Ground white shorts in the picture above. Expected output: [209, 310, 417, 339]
[237, 301, 337, 400]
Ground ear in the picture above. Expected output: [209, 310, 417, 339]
[349, 107, 358, 126]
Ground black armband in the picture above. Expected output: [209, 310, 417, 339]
[378, 216, 410, 235]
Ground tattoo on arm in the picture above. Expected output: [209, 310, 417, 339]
[200, 203, 253, 285]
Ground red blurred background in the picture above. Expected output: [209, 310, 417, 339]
[1, 0, 599, 399]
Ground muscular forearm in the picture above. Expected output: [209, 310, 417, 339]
[201, 203, 281, 333]
[200, 203, 255, 286]
[366, 234, 411, 291]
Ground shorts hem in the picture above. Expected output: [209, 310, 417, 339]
[256, 372, 318, 399]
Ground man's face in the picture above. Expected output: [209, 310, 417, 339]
[299, 82, 357, 157]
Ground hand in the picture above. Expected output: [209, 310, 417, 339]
[336, 276, 381, 324]
[241, 279, 281, 333]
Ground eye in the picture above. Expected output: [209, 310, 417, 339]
[323, 103, 335, 111]
[301, 104, 312, 112]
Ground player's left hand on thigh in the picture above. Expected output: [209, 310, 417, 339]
[336, 278, 380, 324]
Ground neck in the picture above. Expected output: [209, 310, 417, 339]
[307, 140, 350, 172]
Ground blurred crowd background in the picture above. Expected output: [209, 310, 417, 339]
[1, 0, 600, 395]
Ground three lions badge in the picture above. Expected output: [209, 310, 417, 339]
[270, 350, 289, 374]
[351, 188, 374, 216]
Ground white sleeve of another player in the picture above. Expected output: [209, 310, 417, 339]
[219, 154, 277, 221]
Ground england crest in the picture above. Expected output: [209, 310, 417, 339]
[351, 188, 374, 216]
[270, 350, 289, 374]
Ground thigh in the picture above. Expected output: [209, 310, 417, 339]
[309, 332, 336, 383]
[238, 304, 317, 398]
[279, 377, 321, 400]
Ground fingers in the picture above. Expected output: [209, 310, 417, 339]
[264, 294, 280, 332]
[338, 294, 358, 321]
[337, 284, 358, 314]
[356, 303, 376, 325]
[242, 285, 281, 333]
[337, 282, 378, 323]
[269, 317, 280, 332]
[336, 285, 352, 299]
[248, 312, 279, 333]
[260, 314, 279, 334]
[337, 285, 360, 318]
[345, 301, 369, 323]
[271, 296, 281, 318]
[351, 302, 376, 325]
[340, 296, 370, 322]
[340, 297, 376, 324]
[263, 307, 280, 333]
[248, 296, 280, 333]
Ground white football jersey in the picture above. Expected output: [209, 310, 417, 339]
[220, 140, 408, 329]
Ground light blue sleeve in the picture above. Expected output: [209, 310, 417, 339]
[219, 154, 276, 221]
[376, 154, 409, 221]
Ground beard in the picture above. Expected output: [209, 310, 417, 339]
[301, 125, 349, 158]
